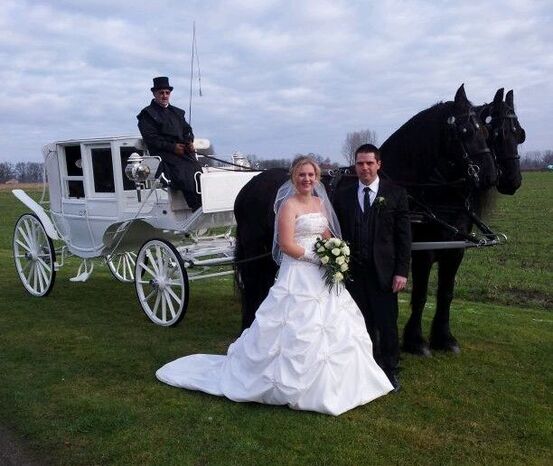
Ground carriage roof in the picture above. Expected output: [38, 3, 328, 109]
[48, 134, 140, 145]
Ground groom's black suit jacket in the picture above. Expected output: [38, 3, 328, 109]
[333, 178, 411, 290]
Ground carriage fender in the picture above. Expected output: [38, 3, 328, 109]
[12, 189, 60, 240]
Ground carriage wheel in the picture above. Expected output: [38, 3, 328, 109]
[13, 213, 56, 297]
[107, 251, 137, 283]
[135, 239, 189, 326]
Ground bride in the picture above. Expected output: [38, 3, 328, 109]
[156, 156, 393, 416]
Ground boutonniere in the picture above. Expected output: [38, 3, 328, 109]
[374, 196, 387, 210]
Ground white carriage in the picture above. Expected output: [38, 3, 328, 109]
[12, 135, 261, 326]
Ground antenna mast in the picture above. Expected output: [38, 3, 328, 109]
[188, 21, 202, 124]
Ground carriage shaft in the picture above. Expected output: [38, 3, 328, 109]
[411, 239, 502, 251]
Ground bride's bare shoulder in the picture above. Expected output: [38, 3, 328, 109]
[278, 198, 300, 219]
[281, 197, 299, 211]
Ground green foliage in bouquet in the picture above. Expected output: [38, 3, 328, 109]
[313, 237, 351, 292]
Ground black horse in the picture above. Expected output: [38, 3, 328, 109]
[399, 87, 524, 355]
[234, 85, 521, 346]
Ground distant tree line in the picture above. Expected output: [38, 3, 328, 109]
[3, 138, 550, 184]
[243, 128, 379, 170]
[0, 129, 375, 183]
[0, 162, 43, 183]
[520, 150, 553, 171]
[246, 154, 340, 171]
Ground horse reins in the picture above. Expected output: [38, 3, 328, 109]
[198, 153, 262, 172]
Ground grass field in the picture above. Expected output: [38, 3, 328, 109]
[0, 173, 551, 465]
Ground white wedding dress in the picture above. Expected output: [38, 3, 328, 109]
[156, 213, 393, 416]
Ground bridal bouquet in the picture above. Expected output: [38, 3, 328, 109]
[313, 237, 351, 292]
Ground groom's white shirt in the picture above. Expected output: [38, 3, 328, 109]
[358, 176, 380, 213]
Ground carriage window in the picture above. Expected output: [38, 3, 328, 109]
[67, 180, 84, 198]
[64, 145, 84, 198]
[91, 147, 115, 193]
[65, 145, 82, 176]
[120, 147, 144, 190]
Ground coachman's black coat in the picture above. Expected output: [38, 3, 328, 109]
[137, 100, 202, 209]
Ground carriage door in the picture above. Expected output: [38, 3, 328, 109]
[59, 144, 91, 255]
[82, 144, 119, 249]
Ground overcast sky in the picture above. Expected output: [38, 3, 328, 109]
[1, 0, 551, 163]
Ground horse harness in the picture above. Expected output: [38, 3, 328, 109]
[487, 109, 525, 162]
[322, 167, 494, 247]
[446, 108, 493, 187]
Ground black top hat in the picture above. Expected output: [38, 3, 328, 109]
[151, 76, 174, 92]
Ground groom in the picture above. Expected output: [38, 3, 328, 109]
[333, 144, 411, 391]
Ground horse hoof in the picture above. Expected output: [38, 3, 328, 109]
[421, 346, 433, 357]
[402, 342, 432, 357]
[449, 344, 461, 354]
[429, 340, 460, 354]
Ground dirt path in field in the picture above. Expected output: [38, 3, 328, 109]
[0, 426, 48, 465]
[0, 183, 43, 192]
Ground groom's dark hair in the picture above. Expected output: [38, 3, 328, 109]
[355, 144, 381, 161]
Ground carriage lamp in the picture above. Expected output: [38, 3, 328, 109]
[231, 151, 251, 170]
[125, 152, 151, 202]
[125, 152, 151, 183]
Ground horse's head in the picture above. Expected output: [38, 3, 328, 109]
[445, 84, 497, 190]
[321, 166, 357, 201]
[479, 89, 524, 195]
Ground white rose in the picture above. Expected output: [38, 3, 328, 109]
[340, 263, 349, 272]
[320, 256, 330, 265]
[317, 247, 325, 253]
[324, 240, 332, 249]
[333, 272, 344, 282]
[331, 248, 341, 256]
[341, 246, 350, 256]
[336, 256, 345, 265]
[332, 238, 341, 246]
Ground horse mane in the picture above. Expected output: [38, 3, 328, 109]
[379, 101, 457, 184]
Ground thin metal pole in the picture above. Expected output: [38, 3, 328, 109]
[188, 21, 195, 124]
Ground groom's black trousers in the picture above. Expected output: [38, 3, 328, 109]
[347, 261, 400, 375]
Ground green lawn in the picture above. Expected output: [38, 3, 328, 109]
[452, 171, 553, 309]
[0, 173, 551, 465]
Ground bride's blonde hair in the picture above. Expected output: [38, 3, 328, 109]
[290, 156, 321, 184]
[273, 158, 341, 264]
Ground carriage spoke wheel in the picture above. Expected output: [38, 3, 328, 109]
[13, 213, 56, 297]
[107, 251, 137, 283]
[135, 239, 189, 326]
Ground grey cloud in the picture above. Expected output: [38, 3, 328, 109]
[1, 0, 552, 163]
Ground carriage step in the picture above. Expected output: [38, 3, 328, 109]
[69, 259, 94, 282]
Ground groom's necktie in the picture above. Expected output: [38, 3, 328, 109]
[363, 187, 371, 213]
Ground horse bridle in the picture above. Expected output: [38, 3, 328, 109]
[447, 108, 493, 186]
[486, 110, 525, 163]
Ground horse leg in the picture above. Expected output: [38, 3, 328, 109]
[239, 255, 277, 330]
[402, 251, 433, 357]
[429, 250, 464, 353]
